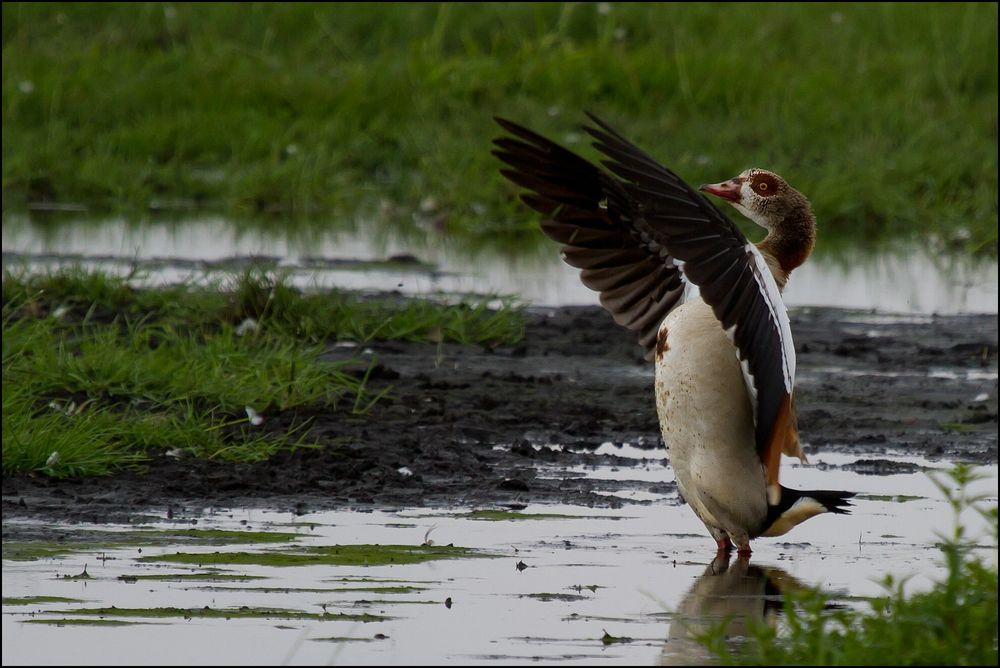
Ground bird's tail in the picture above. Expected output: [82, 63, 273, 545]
[759, 486, 855, 537]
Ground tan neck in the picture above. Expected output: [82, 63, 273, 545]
[756, 208, 816, 289]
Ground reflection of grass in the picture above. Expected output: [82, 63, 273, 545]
[2, 267, 522, 476]
[700, 465, 999, 665]
[2, 4, 995, 254]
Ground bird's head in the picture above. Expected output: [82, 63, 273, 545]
[699, 169, 810, 231]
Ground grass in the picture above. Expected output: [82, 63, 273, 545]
[1, 3, 996, 254]
[23, 618, 152, 627]
[140, 543, 496, 567]
[700, 465, 999, 665]
[1, 266, 523, 477]
[45, 606, 385, 622]
[2, 596, 82, 606]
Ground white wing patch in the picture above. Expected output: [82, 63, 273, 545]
[746, 244, 796, 392]
[673, 245, 795, 428]
[671, 258, 701, 303]
[722, 245, 796, 427]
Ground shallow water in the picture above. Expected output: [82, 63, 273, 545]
[3, 216, 997, 663]
[3, 457, 996, 665]
[3, 215, 997, 314]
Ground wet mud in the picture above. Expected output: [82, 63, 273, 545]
[3, 305, 997, 528]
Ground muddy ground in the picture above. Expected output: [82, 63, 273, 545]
[2, 305, 997, 527]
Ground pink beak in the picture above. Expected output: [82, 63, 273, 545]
[699, 178, 743, 203]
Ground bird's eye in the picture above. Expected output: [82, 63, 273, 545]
[758, 182, 768, 191]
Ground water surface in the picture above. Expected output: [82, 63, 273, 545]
[3, 456, 996, 665]
[3, 215, 996, 314]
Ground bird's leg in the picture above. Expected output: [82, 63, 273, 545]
[708, 526, 732, 555]
[736, 542, 753, 558]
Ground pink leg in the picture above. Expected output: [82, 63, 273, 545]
[736, 543, 752, 558]
[716, 537, 733, 553]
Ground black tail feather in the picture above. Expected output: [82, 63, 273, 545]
[784, 485, 855, 514]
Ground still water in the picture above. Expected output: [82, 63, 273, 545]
[3, 453, 997, 665]
[2, 215, 997, 314]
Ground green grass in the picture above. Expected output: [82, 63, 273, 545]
[458, 509, 597, 521]
[118, 572, 265, 583]
[45, 606, 385, 622]
[2, 596, 82, 605]
[2, 3, 996, 254]
[2, 266, 523, 477]
[700, 466, 999, 665]
[2, 529, 298, 561]
[140, 543, 497, 567]
[23, 618, 153, 627]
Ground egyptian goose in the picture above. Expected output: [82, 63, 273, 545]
[493, 113, 854, 556]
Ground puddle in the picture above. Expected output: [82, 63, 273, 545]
[3, 215, 997, 662]
[3, 215, 997, 314]
[3, 460, 995, 665]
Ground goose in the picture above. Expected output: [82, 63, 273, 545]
[492, 113, 854, 556]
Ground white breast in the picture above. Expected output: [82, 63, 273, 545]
[654, 298, 768, 538]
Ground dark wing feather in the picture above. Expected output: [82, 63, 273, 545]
[493, 114, 798, 503]
[492, 117, 684, 354]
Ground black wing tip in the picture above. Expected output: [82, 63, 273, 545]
[582, 110, 610, 129]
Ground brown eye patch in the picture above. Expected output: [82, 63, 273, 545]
[750, 173, 779, 197]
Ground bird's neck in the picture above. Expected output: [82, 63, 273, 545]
[756, 207, 816, 290]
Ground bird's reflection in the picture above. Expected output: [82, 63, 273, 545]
[659, 553, 810, 665]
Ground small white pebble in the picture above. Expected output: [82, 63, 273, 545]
[45, 451, 61, 468]
[397, 467, 413, 477]
[973, 393, 989, 402]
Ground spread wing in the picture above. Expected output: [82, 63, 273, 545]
[492, 117, 685, 351]
[493, 113, 798, 505]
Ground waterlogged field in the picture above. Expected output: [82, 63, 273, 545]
[2, 3, 997, 254]
[2, 453, 996, 665]
[3, 215, 997, 315]
[2, 3, 997, 663]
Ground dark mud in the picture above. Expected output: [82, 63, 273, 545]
[3, 306, 997, 527]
